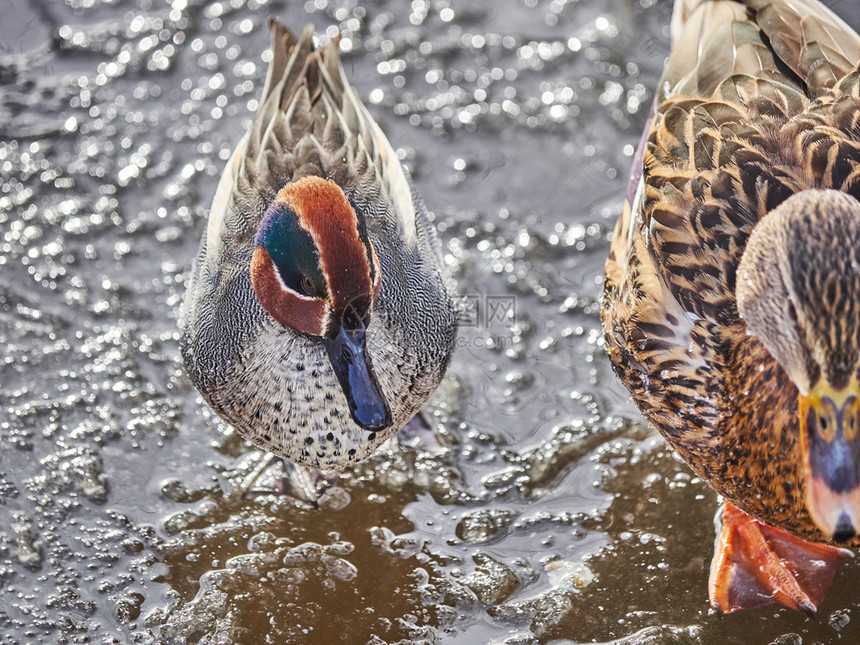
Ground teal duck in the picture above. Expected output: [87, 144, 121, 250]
[181, 21, 457, 471]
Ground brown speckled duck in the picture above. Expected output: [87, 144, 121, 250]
[603, 0, 860, 614]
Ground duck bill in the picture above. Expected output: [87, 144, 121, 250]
[326, 323, 391, 432]
[799, 379, 860, 541]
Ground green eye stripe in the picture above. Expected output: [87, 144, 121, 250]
[256, 205, 327, 296]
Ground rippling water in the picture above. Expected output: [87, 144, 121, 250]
[4, 0, 860, 643]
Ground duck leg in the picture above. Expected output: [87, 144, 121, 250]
[397, 410, 437, 450]
[242, 454, 339, 506]
[708, 501, 852, 615]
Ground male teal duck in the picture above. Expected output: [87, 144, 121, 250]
[603, 0, 860, 614]
[180, 21, 457, 473]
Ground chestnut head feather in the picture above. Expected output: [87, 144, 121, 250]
[250, 175, 382, 338]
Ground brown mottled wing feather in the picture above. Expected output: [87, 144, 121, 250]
[603, 195, 727, 456]
[603, 0, 860, 511]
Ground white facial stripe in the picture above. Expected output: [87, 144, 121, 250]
[373, 254, 381, 293]
[271, 262, 319, 303]
[321, 307, 332, 334]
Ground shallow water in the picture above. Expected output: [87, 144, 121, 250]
[4, 0, 860, 643]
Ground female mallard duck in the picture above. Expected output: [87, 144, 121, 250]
[180, 21, 457, 475]
[603, 0, 860, 614]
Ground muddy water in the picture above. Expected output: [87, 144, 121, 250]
[3, 0, 860, 643]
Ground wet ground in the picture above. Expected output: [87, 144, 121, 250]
[4, 0, 860, 643]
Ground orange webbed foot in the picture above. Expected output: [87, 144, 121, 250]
[708, 502, 852, 615]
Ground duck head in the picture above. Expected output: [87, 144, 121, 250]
[737, 189, 860, 541]
[249, 175, 390, 431]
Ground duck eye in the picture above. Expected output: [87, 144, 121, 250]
[301, 275, 316, 296]
[787, 301, 797, 322]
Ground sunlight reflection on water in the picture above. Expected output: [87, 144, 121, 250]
[3, 0, 860, 643]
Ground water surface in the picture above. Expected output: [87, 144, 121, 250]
[3, 0, 860, 643]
